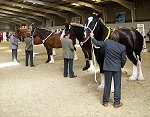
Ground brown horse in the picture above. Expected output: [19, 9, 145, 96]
[31, 27, 78, 63]
[16, 28, 29, 39]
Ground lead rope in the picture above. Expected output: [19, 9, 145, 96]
[92, 44, 98, 83]
[86, 22, 98, 82]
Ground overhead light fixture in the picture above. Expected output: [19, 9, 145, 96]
[92, 0, 101, 3]
[71, 3, 80, 6]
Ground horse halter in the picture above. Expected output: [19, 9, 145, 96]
[81, 19, 97, 46]
[84, 18, 98, 34]
[31, 27, 37, 38]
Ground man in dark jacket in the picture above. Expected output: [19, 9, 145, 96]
[90, 30, 126, 108]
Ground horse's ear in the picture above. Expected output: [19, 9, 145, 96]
[65, 23, 69, 30]
[96, 14, 102, 18]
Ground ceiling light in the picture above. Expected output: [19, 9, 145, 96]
[92, 0, 101, 3]
[71, 3, 80, 6]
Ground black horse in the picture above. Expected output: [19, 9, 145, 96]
[84, 14, 144, 89]
[65, 23, 95, 71]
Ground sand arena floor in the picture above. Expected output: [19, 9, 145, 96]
[0, 42, 150, 117]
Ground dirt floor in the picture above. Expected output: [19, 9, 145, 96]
[0, 42, 150, 117]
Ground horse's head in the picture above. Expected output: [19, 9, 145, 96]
[31, 27, 40, 38]
[84, 13, 103, 38]
[65, 23, 85, 41]
[16, 28, 29, 39]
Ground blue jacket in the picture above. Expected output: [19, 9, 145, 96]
[10, 35, 18, 49]
[92, 38, 126, 71]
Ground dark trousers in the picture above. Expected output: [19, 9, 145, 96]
[103, 70, 121, 104]
[12, 49, 17, 62]
[25, 51, 34, 66]
[64, 58, 74, 78]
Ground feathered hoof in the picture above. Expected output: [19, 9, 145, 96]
[129, 76, 137, 81]
[45, 60, 50, 63]
[137, 77, 145, 81]
[74, 57, 78, 61]
[111, 88, 114, 93]
[87, 67, 95, 71]
[49, 61, 54, 64]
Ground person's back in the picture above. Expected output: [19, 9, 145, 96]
[24, 36, 33, 51]
[24, 33, 35, 67]
[61, 32, 74, 59]
[90, 30, 126, 108]
[60, 30, 76, 78]
[103, 39, 126, 71]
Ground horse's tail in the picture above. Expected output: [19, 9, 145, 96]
[132, 29, 144, 53]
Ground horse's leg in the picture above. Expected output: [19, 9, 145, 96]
[49, 48, 54, 63]
[127, 52, 138, 80]
[137, 54, 144, 80]
[97, 73, 105, 90]
[53, 48, 56, 55]
[74, 47, 78, 60]
[81, 47, 90, 71]
[88, 47, 94, 71]
[46, 48, 51, 63]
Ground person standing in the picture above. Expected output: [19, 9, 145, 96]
[9, 32, 19, 62]
[60, 30, 77, 78]
[90, 30, 126, 108]
[24, 33, 35, 67]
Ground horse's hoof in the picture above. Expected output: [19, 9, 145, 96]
[49, 61, 54, 64]
[74, 57, 78, 61]
[129, 76, 137, 81]
[137, 77, 145, 81]
[82, 67, 89, 71]
[88, 67, 95, 71]
[111, 88, 114, 93]
[45, 61, 49, 63]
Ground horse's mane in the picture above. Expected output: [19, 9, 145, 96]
[37, 26, 52, 31]
[70, 23, 84, 27]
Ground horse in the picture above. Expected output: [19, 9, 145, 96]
[84, 14, 144, 89]
[31, 27, 78, 63]
[64, 23, 95, 71]
[16, 28, 29, 39]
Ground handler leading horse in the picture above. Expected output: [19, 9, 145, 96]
[84, 14, 144, 89]
[31, 27, 78, 63]
[65, 23, 94, 71]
